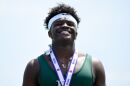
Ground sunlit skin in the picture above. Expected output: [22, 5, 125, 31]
[49, 19, 77, 47]
[22, 16, 106, 86]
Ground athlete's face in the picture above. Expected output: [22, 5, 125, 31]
[48, 19, 78, 44]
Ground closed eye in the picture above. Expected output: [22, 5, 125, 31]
[53, 20, 76, 27]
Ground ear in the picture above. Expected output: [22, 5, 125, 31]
[76, 32, 78, 36]
[48, 30, 52, 38]
[74, 32, 78, 40]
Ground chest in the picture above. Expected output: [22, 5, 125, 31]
[38, 54, 93, 86]
[47, 55, 86, 75]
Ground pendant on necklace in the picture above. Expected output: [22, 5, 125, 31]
[62, 64, 66, 68]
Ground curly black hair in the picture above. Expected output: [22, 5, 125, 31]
[44, 3, 80, 29]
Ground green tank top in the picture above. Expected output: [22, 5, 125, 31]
[37, 53, 93, 86]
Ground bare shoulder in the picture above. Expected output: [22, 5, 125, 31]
[24, 59, 40, 75]
[27, 59, 39, 70]
[92, 58, 104, 70]
[92, 57, 106, 86]
[22, 59, 39, 86]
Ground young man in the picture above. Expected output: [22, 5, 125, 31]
[22, 4, 106, 86]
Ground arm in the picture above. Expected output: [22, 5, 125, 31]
[22, 59, 39, 86]
[92, 58, 106, 86]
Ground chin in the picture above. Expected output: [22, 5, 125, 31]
[60, 38, 74, 45]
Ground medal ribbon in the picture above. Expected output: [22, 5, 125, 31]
[50, 48, 78, 86]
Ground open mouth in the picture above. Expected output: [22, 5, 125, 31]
[55, 29, 72, 39]
[55, 26, 75, 39]
[56, 28, 71, 35]
[60, 31, 70, 36]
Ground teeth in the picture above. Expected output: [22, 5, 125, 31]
[60, 31, 70, 36]
[56, 29, 71, 34]
[61, 31, 69, 33]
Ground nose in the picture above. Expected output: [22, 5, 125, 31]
[62, 22, 69, 27]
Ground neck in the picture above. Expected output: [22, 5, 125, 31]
[51, 43, 75, 59]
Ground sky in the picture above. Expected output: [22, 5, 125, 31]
[0, 0, 130, 86]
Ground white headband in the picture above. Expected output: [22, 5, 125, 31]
[48, 13, 78, 29]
